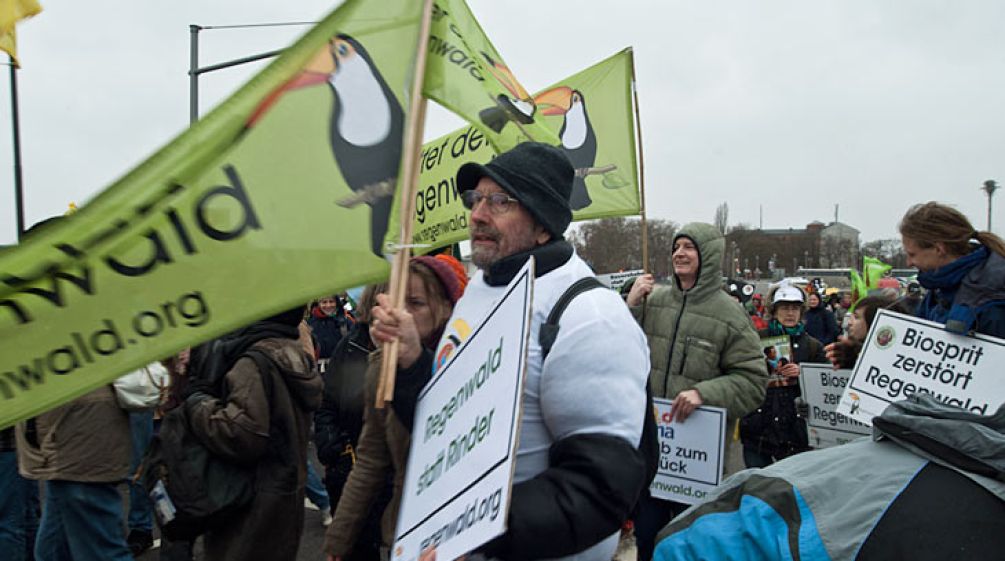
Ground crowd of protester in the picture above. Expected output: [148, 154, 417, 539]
[2, 144, 1004, 561]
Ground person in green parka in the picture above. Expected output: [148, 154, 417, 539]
[625, 222, 768, 561]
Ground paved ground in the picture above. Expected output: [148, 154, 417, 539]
[134, 441, 746, 560]
[135, 500, 330, 561]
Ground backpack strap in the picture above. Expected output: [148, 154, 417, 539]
[539, 276, 606, 360]
[241, 348, 277, 408]
[539, 276, 661, 488]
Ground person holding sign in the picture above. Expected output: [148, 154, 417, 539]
[625, 223, 768, 561]
[393, 143, 651, 561]
[325, 255, 467, 561]
[900, 202, 1005, 337]
[826, 294, 913, 369]
[827, 202, 1005, 368]
[739, 281, 826, 468]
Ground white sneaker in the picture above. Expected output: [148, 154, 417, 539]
[322, 511, 334, 527]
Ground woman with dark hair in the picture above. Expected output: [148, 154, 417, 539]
[899, 201, 1005, 337]
[324, 255, 467, 561]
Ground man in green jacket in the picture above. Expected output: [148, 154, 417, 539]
[625, 222, 767, 561]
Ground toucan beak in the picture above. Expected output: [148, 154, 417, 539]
[245, 44, 334, 127]
[534, 86, 573, 116]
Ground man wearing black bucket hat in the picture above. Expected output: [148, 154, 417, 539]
[369, 142, 651, 561]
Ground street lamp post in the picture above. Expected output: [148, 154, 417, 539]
[982, 180, 999, 231]
[188, 21, 315, 125]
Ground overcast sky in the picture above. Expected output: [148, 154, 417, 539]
[2, 0, 1003, 247]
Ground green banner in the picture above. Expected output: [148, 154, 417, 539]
[424, 0, 560, 152]
[863, 256, 893, 289]
[0, 0, 423, 429]
[411, 48, 641, 251]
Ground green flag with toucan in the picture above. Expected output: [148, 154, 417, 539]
[410, 48, 642, 252]
[0, 0, 425, 429]
[424, 0, 560, 152]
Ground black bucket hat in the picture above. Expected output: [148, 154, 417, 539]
[456, 142, 574, 237]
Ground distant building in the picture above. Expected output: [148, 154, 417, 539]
[725, 221, 860, 278]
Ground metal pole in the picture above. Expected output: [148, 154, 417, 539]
[9, 56, 25, 241]
[189, 25, 201, 125]
[983, 180, 999, 231]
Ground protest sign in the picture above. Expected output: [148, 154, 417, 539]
[392, 259, 533, 561]
[596, 269, 643, 292]
[649, 399, 727, 505]
[799, 363, 871, 448]
[760, 335, 792, 380]
[837, 310, 1005, 425]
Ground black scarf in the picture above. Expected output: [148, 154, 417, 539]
[483, 239, 574, 286]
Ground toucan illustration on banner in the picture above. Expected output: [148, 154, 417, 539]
[246, 34, 404, 257]
[477, 52, 538, 134]
[534, 86, 598, 210]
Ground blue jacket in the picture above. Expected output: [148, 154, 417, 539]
[654, 394, 1005, 560]
[917, 246, 1005, 338]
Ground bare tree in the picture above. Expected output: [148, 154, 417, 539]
[713, 202, 729, 235]
[819, 236, 858, 268]
[860, 239, 908, 268]
[570, 217, 679, 278]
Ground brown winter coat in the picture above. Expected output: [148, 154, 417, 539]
[16, 385, 131, 482]
[186, 338, 322, 561]
[324, 351, 412, 556]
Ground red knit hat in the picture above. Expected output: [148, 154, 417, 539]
[411, 254, 468, 304]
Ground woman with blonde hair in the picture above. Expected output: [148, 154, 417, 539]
[899, 201, 1005, 338]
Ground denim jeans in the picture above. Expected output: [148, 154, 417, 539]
[127, 411, 154, 533]
[34, 480, 132, 561]
[305, 459, 330, 512]
[0, 450, 40, 561]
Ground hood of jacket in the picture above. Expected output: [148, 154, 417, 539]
[672, 222, 724, 301]
[873, 393, 1005, 483]
[251, 338, 322, 412]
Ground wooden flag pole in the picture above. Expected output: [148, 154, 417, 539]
[629, 49, 653, 325]
[630, 49, 650, 276]
[376, 0, 435, 409]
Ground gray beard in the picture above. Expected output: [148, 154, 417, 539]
[471, 247, 496, 271]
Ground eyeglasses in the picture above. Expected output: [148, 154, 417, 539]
[460, 191, 520, 215]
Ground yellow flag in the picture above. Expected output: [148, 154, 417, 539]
[0, 0, 42, 65]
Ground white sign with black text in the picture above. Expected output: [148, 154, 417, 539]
[392, 260, 534, 561]
[596, 269, 644, 292]
[649, 400, 727, 505]
[837, 310, 1005, 425]
[799, 363, 871, 448]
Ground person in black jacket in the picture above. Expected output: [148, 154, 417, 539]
[803, 292, 839, 345]
[315, 284, 388, 561]
[308, 295, 354, 359]
[740, 281, 826, 468]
